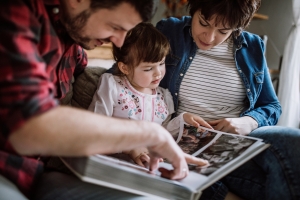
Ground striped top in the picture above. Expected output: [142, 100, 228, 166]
[178, 38, 246, 121]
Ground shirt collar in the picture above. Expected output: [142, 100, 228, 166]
[183, 16, 192, 30]
[182, 16, 193, 38]
[43, 0, 66, 37]
[234, 33, 248, 48]
[43, 0, 60, 6]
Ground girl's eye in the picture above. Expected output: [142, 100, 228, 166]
[160, 61, 165, 66]
[144, 68, 152, 72]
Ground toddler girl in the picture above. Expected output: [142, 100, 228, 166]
[88, 22, 211, 167]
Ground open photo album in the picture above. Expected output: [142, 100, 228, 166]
[61, 126, 269, 200]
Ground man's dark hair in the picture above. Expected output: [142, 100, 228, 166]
[90, 0, 158, 22]
[187, 0, 261, 37]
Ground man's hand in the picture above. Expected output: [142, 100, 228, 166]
[208, 116, 258, 135]
[183, 113, 213, 129]
[146, 124, 209, 180]
[156, 153, 209, 180]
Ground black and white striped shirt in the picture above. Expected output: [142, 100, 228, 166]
[178, 38, 246, 121]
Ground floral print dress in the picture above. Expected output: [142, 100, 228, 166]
[88, 73, 184, 139]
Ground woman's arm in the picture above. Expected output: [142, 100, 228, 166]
[240, 34, 281, 127]
[208, 34, 281, 134]
[244, 65, 282, 127]
[208, 116, 258, 135]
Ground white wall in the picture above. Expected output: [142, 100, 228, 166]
[151, 4, 167, 26]
[247, 0, 294, 71]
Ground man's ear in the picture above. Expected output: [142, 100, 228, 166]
[118, 62, 129, 75]
[65, 0, 90, 13]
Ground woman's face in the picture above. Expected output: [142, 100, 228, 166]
[191, 11, 233, 50]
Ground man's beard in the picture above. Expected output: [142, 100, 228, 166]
[60, 7, 93, 50]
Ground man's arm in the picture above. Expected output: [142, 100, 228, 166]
[9, 106, 166, 156]
[9, 106, 208, 180]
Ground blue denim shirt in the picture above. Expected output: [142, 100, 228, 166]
[156, 16, 281, 127]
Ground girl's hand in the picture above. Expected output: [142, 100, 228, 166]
[127, 147, 163, 168]
[183, 113, 213, 129]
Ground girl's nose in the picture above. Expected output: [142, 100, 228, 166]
[154, 69, 161, 78]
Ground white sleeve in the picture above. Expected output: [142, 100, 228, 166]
[160, 87, 185, 142]
[163, 112, 186, 143]
[161, 87, 175, 115]
[88, 73, 117, 116]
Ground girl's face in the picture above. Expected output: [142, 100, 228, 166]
[127, 58, 166, 94]
[191, 11, 233, 50]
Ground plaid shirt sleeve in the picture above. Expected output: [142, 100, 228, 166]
[0, 0, 60, 196]
[0, 0, 59, 139]
[0, 0, 86, 197]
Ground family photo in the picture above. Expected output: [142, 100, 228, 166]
[1, 0, 299, 200]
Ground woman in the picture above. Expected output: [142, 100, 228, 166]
[156, 0, 300, 199]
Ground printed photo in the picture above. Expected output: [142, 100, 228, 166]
[178, 125, 217, 155]
[189, 134, 256, 176]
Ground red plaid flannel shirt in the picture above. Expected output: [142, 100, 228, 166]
[0, 0, 87, 197]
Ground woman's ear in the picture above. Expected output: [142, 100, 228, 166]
[118, 62, 129, 75]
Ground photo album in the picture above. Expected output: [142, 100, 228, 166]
[61, 125, 269, 200]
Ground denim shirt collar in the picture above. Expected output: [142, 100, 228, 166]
[233, 32, 248, 51]
[183, 17, 193, 39]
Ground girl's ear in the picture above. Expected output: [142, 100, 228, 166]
[118, 62, 129, 75]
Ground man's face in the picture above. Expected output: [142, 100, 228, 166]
[61, 2, 142, 50]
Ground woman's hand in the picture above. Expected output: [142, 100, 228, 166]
[208, 116, 258, 135]
[183, 113, 213, 129]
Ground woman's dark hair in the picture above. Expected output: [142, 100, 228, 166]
[90, 0, 158, 22]
[187, 0, 261, 37]
[112, 22, 170, 76]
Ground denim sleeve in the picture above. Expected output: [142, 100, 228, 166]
[244, 72, 282, 127]
[239, 35, 281, 127]
[243, 52, 282, 126]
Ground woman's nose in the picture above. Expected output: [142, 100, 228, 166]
[205, 30, 215, 43]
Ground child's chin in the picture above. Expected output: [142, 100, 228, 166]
[151, 81, 160, 86]
[150, 84, 159, 89]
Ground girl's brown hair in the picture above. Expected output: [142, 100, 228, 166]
[187, 0, 261, 38]
[112, 22, 170, 76]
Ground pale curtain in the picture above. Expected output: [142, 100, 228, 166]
[277, 0, 300, 128]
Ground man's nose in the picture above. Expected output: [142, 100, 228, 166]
[110, 31, 127, 48]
